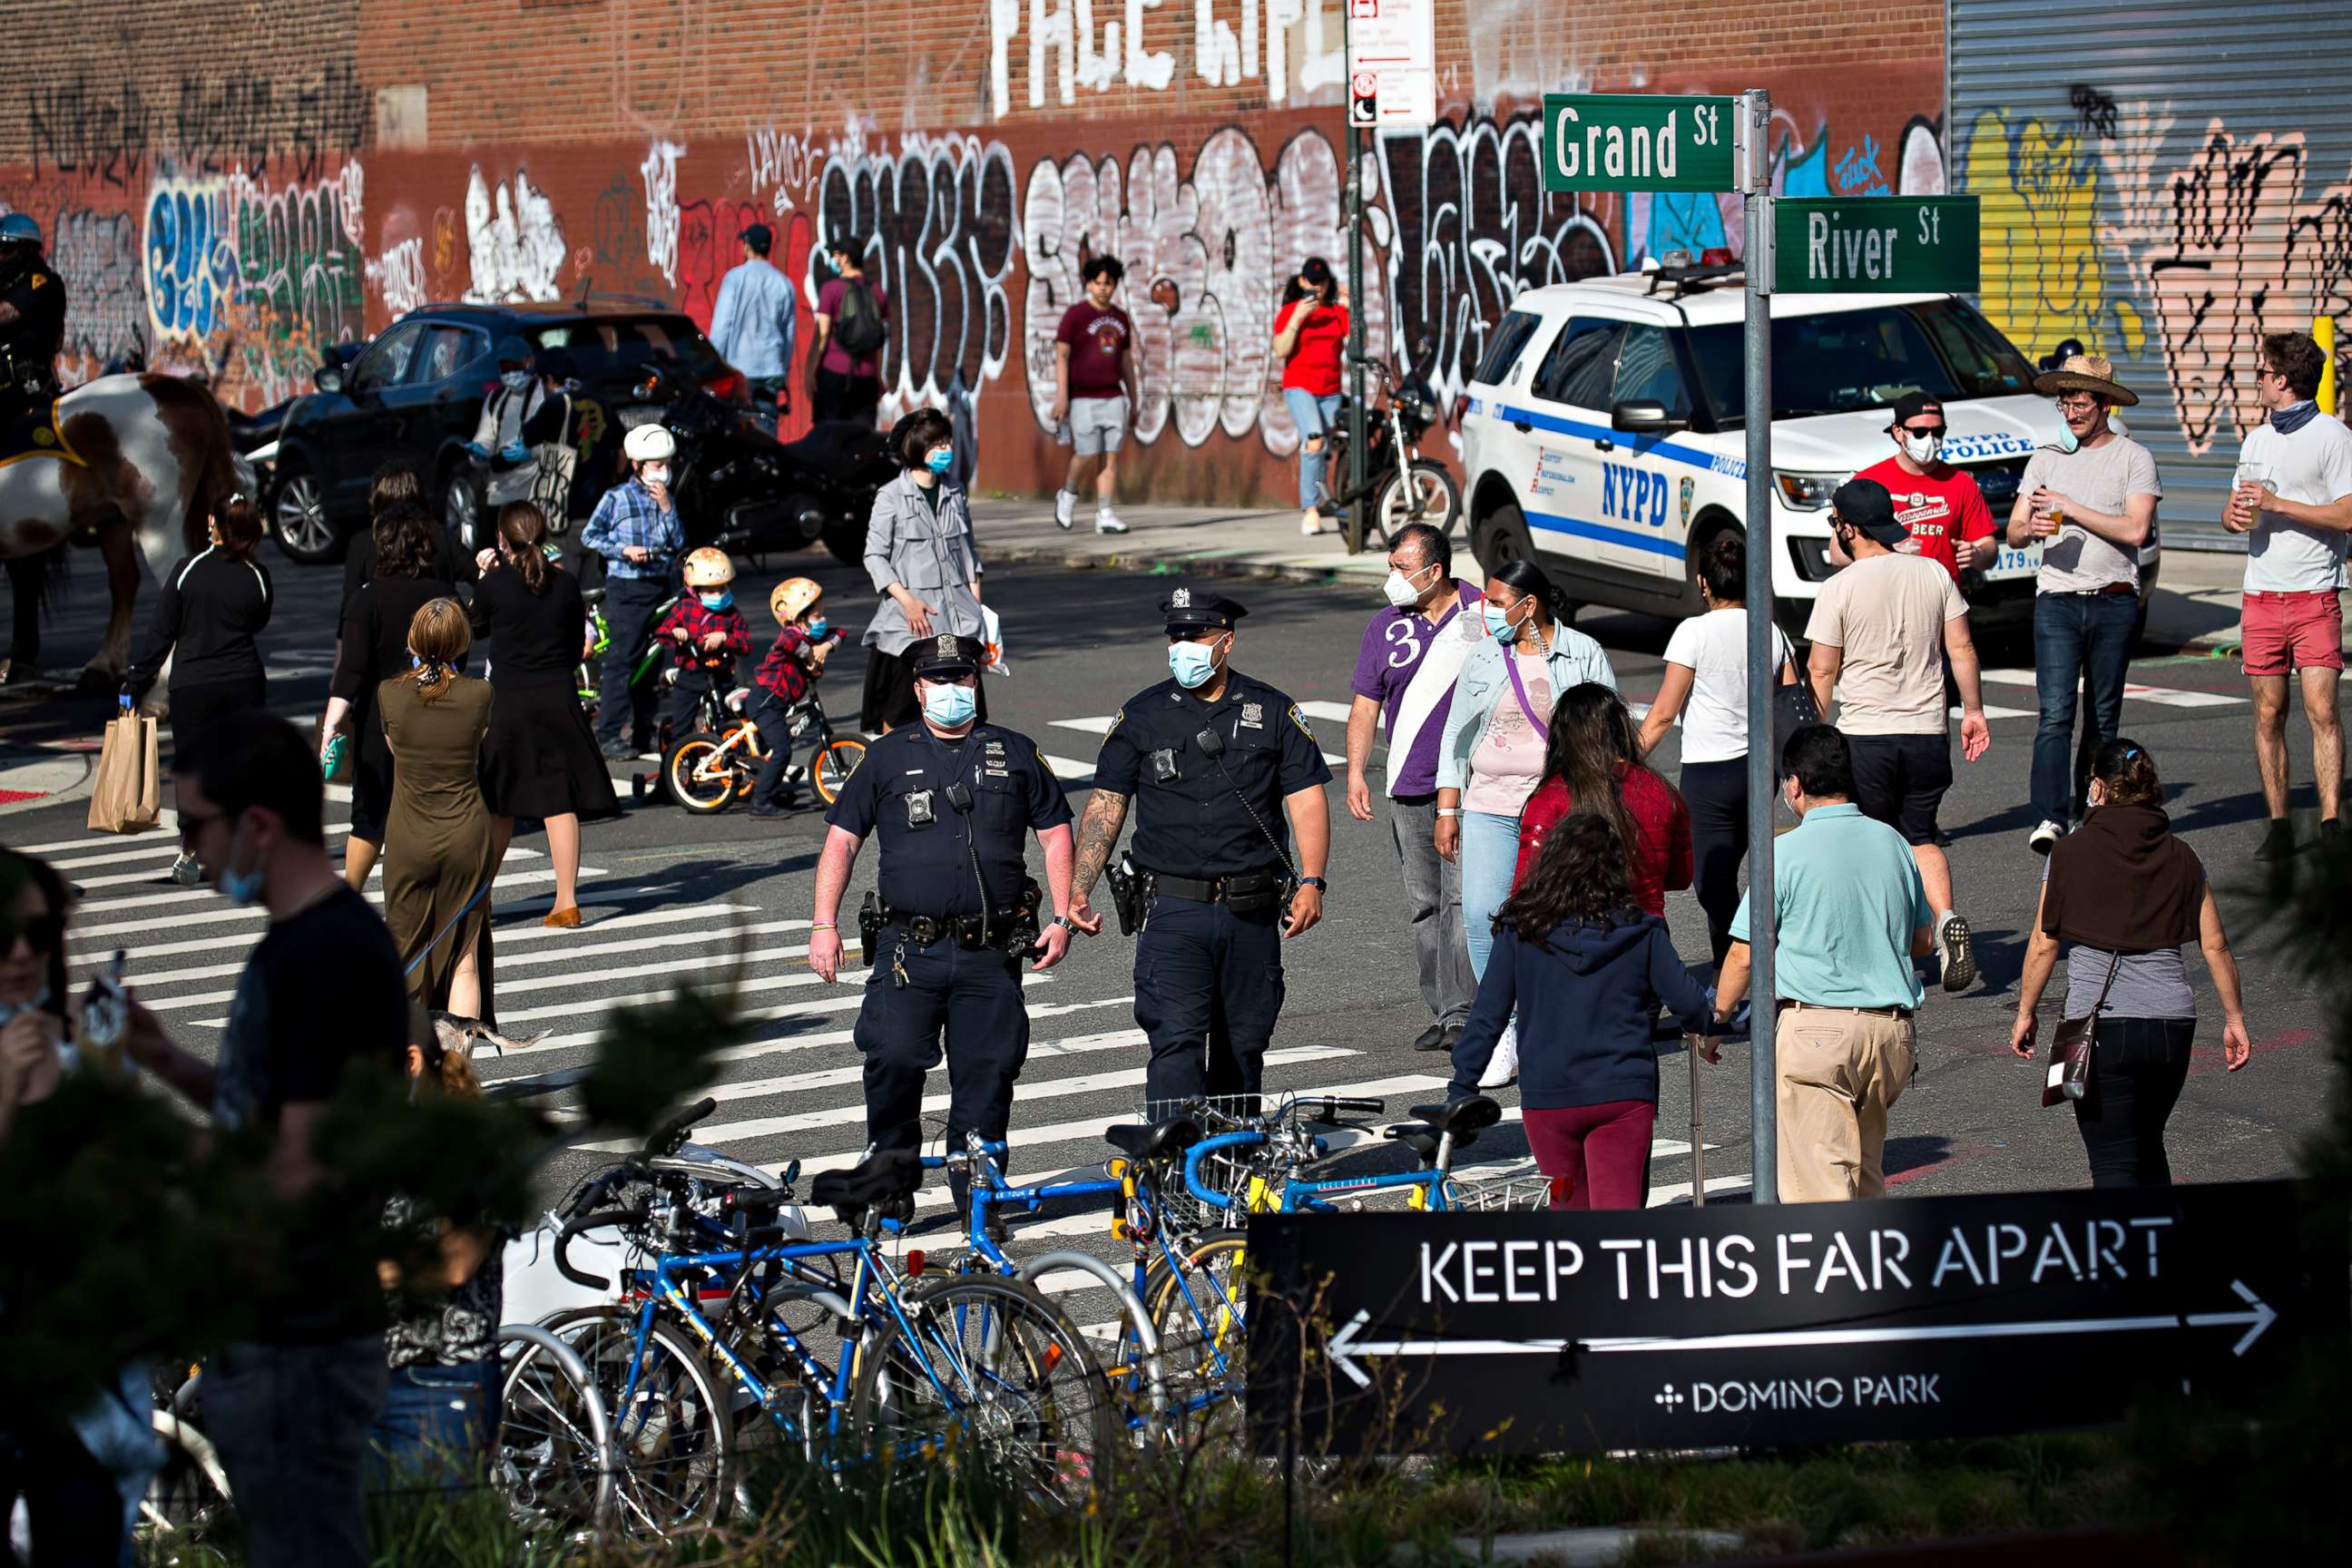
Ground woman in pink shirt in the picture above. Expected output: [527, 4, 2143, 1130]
[1272, 256, 1350, 537]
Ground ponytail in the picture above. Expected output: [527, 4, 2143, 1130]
[1489, 557, 1566, 623]
[211, 495, 266, 560]
[405, 598, 472, 705]
[497, 502, 552, 595]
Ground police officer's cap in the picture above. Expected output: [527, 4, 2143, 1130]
[909, 632, 985, 679]
[1160, 585, 1248, 633]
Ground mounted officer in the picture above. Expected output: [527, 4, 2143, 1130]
[0, 213, 67, 449]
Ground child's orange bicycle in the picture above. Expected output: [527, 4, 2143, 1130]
[660, 680, 866, 815]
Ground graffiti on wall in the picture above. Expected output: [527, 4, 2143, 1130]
[1963, 94, 2352, 456]
[464, 166, 567, 303]
[26, 65, 369, 186]
[1024, 125, 1371, 452]
[48, 207, 148, 377]
[986, 0, 1345, 118]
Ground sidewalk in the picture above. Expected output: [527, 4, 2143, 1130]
[968, 498, 2269, 655]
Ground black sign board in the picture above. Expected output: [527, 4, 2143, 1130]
[1247, 1181, 2342, 1455]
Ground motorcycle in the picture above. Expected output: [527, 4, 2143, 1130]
[1313, 358, 1463, 549]
[620, 365, 896, 566]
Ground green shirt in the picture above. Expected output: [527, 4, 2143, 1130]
[1730, 803, 1932, 1010]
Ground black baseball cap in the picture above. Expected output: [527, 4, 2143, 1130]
[909, 632, 984, 679]
[739, 222, 773, 254]
[1831, 476, 1909, 547]
[1888, 391, 1946, 432]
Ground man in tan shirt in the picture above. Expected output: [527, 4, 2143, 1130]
[1806, 476, 1993, 993]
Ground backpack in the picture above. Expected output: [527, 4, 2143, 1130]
[833, 279, 887, 358]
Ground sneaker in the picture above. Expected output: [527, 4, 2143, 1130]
[1476, 1019, 1519, 1089]
[1938, 913, 1976, 993]
[1093, 507, 1129, 534]
[1300, 509, 1327, 536]
[1411, 1022, 1448, 1053]
[598, 740, 634, 761]
[1054, 489, 1075, 530]
[2027, 818, 2064, 856]
[2258, 818, 2296, 861]
[168, 851, 201, 887]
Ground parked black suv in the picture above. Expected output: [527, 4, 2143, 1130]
[263, 300, 750, 564]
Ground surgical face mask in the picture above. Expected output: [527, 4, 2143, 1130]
[1168, 635, 1224, 690]
[699, 590, 733, 611]
[1382, 564, 1432, 607]
[0, 985, 51, 1026]
[806, 616, 829, 640]
[642, 464, 671, 488]
[921, 681, 977, 727]
[2053, 424, 2080, 455]
[1898, 429, 1944, 466]
[500, 368, 533, 391]
[925, 447, 955, 476]
[220, 818, 267, 907]
[1482, 600, 1523, 642]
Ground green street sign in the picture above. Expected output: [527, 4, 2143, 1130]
[1774, 197, 1981, 293]
[1541, 93, 1738, 193]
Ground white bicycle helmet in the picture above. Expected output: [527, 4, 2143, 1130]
[623, 424, 677, 464]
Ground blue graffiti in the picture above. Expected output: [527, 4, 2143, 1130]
[1641, 193, 1730, 264]
[1833, 134, 1889, 196]
[144, 181, 235, 340]
[1782, 135, 1831, 198]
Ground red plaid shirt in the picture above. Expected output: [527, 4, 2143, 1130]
[654, 598, 753, 672]
[754, 625, 844, 704]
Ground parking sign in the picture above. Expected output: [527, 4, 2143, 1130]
[1344, 0, 1436, 128]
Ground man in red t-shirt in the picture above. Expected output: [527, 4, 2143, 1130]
[1050, 255, 1139, 535]
[1848, 392, 1997, 583]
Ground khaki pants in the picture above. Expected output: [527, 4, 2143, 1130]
[1775, 1005, 1916, 1202]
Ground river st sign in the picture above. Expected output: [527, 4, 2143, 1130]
[1248, 1180, 2338, 1455]
[1774, 196, 1982, 293]
[1541, 93, 1739, 193]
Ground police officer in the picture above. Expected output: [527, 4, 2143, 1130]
[0, 212, 65, 432]
[1068, 586, 1332, 1112]
[808, 632, 1078, 1187]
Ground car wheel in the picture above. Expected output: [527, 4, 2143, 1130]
[1472, 500, 1536, 576]
[446, 468, 482, 552]
[269, 458, 343, 564]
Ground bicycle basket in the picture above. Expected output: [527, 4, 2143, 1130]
[1442, 1171, 1568, 1212]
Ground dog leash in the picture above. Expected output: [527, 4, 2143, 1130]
[404, 877, 495, 978]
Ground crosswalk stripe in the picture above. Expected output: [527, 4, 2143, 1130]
[71, 901, 759, 965]
[1044, 756, 1098, 783]
[70, 866, 604, 939]
[66, 843, 544, 893]
[1950, 703, 2037, 721]
[6, 818, 180, 855]
[42, 825, 358, 871]
[1981, 669, 2247, 708]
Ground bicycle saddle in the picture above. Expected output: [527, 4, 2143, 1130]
[1103, 1115, 1203, 1163]
[1410, 1097, 1504, 1137]
[724, 688, 750, 712]
[809, 1149, 923, 1225]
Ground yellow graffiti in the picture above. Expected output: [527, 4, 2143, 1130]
[1965, 108, 2143, 365]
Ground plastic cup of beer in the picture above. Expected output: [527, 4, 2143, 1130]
[2232, 462, 2269, 526]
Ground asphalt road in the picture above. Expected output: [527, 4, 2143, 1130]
[1, 543, 2335, 1325]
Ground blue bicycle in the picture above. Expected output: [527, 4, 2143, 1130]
[1181, 1093, 1556, 1216]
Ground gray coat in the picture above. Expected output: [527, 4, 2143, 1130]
[862, 472, 984, 656]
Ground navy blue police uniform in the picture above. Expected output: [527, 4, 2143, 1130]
[1094, 588, 1332, 1111]
[823, 633, 1073, 1158]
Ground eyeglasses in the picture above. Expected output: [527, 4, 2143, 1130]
[2055, 395, 2101, 411]
[2258, 368, 2288, 383]
[2, 912, 65, 954]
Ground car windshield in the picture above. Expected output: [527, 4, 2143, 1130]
[1685, 299, 2034, 425]
[532, 316, 722, 381]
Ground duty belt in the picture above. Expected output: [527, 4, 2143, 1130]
[879, 905, 1024, 951]
[1142, 866, 1285, 904]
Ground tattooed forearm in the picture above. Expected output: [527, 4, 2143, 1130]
[1072, 789, 1131, 897]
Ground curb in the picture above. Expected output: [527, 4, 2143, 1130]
[974, 540, 1384, 590]
[0, 749, 97, 818]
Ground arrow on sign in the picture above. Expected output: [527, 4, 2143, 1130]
[1322, 1280, 2279, 1389]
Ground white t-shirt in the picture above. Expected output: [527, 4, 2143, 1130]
[1662, 607, 1796, 764]
[2020, 435, 2162, 593]
[2240, 410, 2352, 593]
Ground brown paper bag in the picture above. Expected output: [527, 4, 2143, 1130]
[86, 713, 162, 834]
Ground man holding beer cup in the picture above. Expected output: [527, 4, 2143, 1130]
[2005, 354, 2161, 857]
[2226, 330, 2352, 859]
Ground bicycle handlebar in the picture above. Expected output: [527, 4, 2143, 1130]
[1293, 1095, 1386, 1122]
[1182, 1129, 1268, 1210]
[642, 1097, 718, 1161]
[554, 1208, 645, 1291]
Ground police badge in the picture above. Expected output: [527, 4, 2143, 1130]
[1678, 475, 1695, 531]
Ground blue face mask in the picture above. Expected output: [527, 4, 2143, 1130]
[700, 591, 733, 611]
[1482, 601, 1520, 641]
[925, 448, 955, 476]
[806, 616, 829, 640]
[220, 821, 266, 907]
[1168, 636, 1222, 689]
[2054, 423, 2080, 455]
[922, 681, 977, 727]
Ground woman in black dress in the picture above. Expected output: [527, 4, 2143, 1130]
[325, 501, 456, 891]
[121, 495, 273, 885]
[469, 501, 618, 928]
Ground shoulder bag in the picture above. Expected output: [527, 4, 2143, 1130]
[1500, 640, 1552, 739]
[2042, 951, 2118, 1108]
[1768, 627, 1818, 776]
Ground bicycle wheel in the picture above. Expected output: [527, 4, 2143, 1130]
[814, 737, 867, 805]
[1142, 1229, 1250, 1416]
[540, 1307, 734, 1538]
[662, 732, 737, 814]
[497, 1335, 608, 1534]
[1373, 459, 1464, 547]
[853, 1274, 1118, 1508]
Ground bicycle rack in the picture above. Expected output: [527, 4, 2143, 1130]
[498, 1322, 619, 1534]
[1014, 1250, 1169, 1429]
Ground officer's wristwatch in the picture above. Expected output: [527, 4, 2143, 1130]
[1050, 914, 1080, 934]
[1297, 877, 1328, 892]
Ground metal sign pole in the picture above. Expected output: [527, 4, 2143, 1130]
[1343, 76, 1369, 552]
[1739, 87, 1779, 1205]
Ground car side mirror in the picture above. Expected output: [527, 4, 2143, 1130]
[1612, 398, 1685, 435]
[315, 365, 345, 394]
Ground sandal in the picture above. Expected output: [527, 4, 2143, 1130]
[543, 906, 582, 929]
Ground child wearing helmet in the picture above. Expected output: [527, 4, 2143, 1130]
[579, 423, 684, 758]
[746, 577, 846, 817]
[652, 545, 753, 734]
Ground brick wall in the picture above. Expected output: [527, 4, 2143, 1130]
[0, 0, 1948, 502]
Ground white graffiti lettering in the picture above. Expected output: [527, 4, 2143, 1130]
[464, 168, 566, 304]
[641, 139, 685, 288]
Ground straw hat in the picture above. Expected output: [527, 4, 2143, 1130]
[2031, 352, 2139, 407]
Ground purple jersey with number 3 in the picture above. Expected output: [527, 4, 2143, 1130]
[1349, 583, 1484, 799]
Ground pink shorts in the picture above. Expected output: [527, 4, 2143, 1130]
[2241, 590, 2345, 677]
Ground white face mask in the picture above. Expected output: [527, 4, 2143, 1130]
[642, 464, 671, 488]
[1898, 430, 1943, 466]
[1381, 564, 1432, 608]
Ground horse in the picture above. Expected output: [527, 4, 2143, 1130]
[0, 374, 247, 690]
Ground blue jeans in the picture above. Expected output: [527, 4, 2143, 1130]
[1459, 808, 1523, 980]
[1283, 388, 1340, 510]
[2032, 591, 2138, 825]
[367, 1359, 502, 1494]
